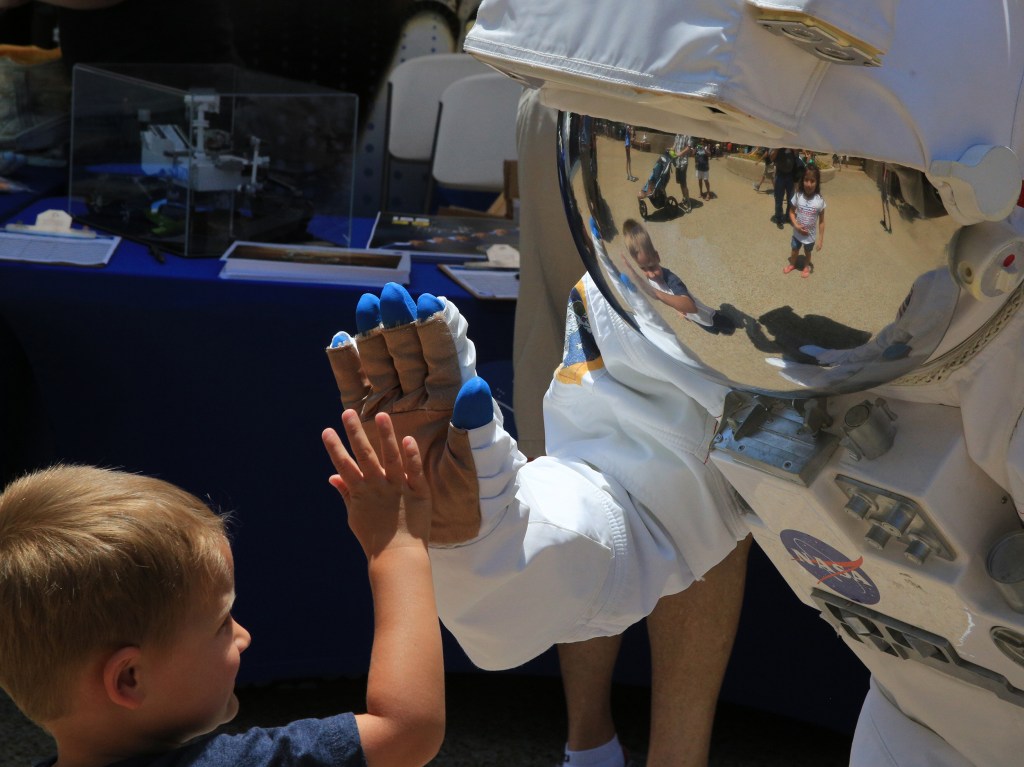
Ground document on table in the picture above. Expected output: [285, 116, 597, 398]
[0, 232, 120, 266]
[439, 264, 519, 300]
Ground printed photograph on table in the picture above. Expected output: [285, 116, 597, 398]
[439, 264, 519, 301]
[219, 242, 410, 287]
[369, 212, 518, 262]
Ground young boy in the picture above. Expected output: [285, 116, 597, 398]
[0, 410, 443, 767]
[620, 217, 735, 335]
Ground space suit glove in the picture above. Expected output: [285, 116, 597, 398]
[326, 283, 525, 544]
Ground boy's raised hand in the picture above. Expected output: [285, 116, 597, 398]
[322, 410, 430, 557]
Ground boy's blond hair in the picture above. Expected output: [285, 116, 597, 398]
[622, 218, 658, 263]
[0, 465, 230, 723]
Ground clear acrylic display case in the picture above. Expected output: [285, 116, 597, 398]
[69, 64, 357, 257]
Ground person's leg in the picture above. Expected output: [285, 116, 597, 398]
[559, 635, 624, 752]
[784, 244, 798, 273]
[675, 167, 687, 205]
[802, 244, 813, 277]
[773, 176, 784, 222]
[558, 635, 631, 766]
[644, 536, 751, 767]
[783, 177, 795, 219]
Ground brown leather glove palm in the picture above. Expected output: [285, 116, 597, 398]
[326, 285, 491, 544]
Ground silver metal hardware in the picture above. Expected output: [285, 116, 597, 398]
[840, 398, 898, 461]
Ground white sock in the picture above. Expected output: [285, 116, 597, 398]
[563, 734, 625, 767]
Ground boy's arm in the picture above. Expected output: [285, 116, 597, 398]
[651, 288, 699, 316]
[323, 412, 444, 767]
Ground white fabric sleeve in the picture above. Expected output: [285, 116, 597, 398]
[427, 279, 748, 671]
[430, 454, 630, 670]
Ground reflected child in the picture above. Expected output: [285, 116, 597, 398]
[784, 164, 826, 278]
[620, 218, 734, 334]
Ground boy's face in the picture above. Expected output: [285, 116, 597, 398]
[634, 247, 664, 281]
[143, 545, 251, 743]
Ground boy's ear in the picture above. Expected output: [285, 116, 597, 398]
[103, 646, 145, 710]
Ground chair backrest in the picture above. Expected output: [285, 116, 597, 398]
[386, 53, 491, 163]
[431, 71, 523, 192]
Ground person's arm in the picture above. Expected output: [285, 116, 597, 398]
[322, 412, 444, 767]
[816, 209, 825, 250]
[651, 288, 698, 315]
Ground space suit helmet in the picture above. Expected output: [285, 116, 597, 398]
[466, 0, 1024, 398]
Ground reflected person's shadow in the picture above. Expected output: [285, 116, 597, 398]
[719, 304, 871, 364]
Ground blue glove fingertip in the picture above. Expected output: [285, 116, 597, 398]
[416, 293, 445, 320]
[355, 293, 382, 334]
[330, 331, 352, 348]
[380, 282, 417, 328]
[452, 376, 493, 430]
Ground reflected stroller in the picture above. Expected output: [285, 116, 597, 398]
[637, 150, 680, 219]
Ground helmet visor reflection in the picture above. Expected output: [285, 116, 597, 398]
[558, 114, 962, 398]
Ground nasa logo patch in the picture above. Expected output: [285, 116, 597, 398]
[780, 529, 880, 605]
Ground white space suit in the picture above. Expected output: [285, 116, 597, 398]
[335, 2, 1024, 764]
[460, 2, 1024, 764]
